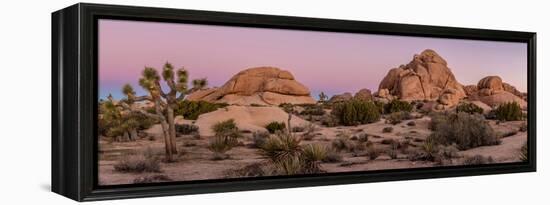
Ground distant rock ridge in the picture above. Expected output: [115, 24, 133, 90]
[376, 49, 466, 107]
[187, 67, 316, 105]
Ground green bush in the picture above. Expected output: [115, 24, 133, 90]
[265, 121, 286, 133]
[175, 124, 198, 135]
[175, 100, 227, 120]
[386, 111, 412, 125]
[456, 102, 483, 114]
[428, 112, 500, 150]
[299, 104, 326, 116]
[331, 100, 381, 126]
[251, 131, 270, 148]
[494, 102, 523, 121]
[212, 119, 239, 136]
[385, 99, 413, 113]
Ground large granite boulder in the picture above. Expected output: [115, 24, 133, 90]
[466, 76, 527, 109]
[377, 49, 466, 106]
[187, 67, 315, 105]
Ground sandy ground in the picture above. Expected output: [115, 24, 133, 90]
[99, 111, 527, 185]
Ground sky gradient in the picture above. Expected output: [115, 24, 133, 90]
[99, 19, 527, 100]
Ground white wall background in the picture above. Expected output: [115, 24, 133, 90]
[0, 0, 547, 204]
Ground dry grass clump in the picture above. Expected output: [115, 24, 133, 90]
[224, 162, 275, 178]
[114, 148, 161, 173]
[463, 155, 494, 165]
[382, 126, 394, 133]
[133, 174, 172, 184]
[386, 111, 412, 125]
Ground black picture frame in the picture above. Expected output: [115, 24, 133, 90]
[52, 3, 536, 201]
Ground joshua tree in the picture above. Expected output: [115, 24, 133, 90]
[121, 62, 207, 162]
[318, 92, 328, 103]
[191, 78, 208, 92]
[99, 95, 139, 142]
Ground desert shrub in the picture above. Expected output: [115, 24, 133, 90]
[133, 174, 172, 184]
[114, 154, 161, 173]
[428, 112, 500, 150]
[356, 133, 369, 142]
[386, 111, 412, 125]
[251, 131, 270, 148]
[331, 135, 352, 152]
[519, 122, 528, 132]
[208, 135, 237, 160]
[381, 138, 396, 145]
[456, 102, 483, 114]
[175, 124, 199, 135]
[301, 123, 317, 140]
[175, 100, 227, 120]
[437, 144, 460, 159]
[382, 127, 394, 133]
[322, 149, 344, 163]
[265, 121, 286, 134]
[494, 102, 523, 121]
[321, 115, 339, 127]
[385, 99, 413, 113]
[463, 155, 494, 165]
[300, 104, 326, 116]
[212, 119, 241, 137]
[224, 162, 273, 178]
[366, 145, 381, 160]
[331, 100, 381, 126]
[292, 126, 305, 132]
[520, 143, 528, 162]
[386, 149, 398, 159]
[501, 130, 518, 138]
[406, 121, 416, 126]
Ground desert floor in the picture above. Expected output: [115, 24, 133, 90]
[98, 110, 527, 185]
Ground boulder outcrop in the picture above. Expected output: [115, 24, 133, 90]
[187, 67, 316, 105]
[466, 76, 527, 109]
[377, 49, 466, 107]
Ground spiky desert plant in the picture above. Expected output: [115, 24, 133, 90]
[208, 135, 236, 160]
[302, 144, 328, 173]
[120, 62, 208, 162]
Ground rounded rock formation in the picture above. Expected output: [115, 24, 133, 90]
[187, 67, 315, 105]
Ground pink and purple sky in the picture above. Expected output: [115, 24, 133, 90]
[99, 19, 527, 100]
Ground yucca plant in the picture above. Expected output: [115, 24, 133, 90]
[302, 144, 328, 173]
[208, 135, 237, 160]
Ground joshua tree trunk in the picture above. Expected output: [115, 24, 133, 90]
[166, 106, 178, 154]
[287, 113, 292, 135]
[130, 128, 138, 141]
[154, 98, 174, 161]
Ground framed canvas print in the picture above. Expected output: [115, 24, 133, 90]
[52, 3, 536, 201]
